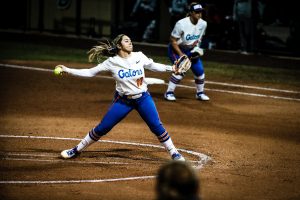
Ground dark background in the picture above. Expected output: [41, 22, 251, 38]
[0, 0, 299, 56]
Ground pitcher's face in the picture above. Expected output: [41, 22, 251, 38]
[120, 35, 133, 53]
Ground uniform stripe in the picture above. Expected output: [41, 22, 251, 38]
[113, 95, 120, 104]
[89, 128, 100, 141]
[170, 75, 181, 84]
[157, 131, 168, 139]
[157, 131, 170, 143]
[160, 135, 170, 143]
[195, 78, 204, 84]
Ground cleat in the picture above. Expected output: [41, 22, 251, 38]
[171, 153, 185, 161]
[196, 92, 210, 101]
[61, 147, 80, 159]
[164, 92, 176, 101]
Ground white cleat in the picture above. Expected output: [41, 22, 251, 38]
[171, 153, 185, 161]
[196, 93, 210, 101]
[164, 92, 176, 101]
[61, 147, 80, 159]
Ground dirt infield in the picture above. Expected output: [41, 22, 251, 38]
[0, 60, 300, 200]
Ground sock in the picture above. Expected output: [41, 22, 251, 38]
[76, 129, 99, 152]
[162, 138, 178, 155]
[195, 74, 205, 93]
[158, 132, 178, 155]
[166, 74, 183, 92]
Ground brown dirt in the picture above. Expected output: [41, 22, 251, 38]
[0, 60, 299, 200]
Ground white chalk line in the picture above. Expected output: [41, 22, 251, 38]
[0, 134, 210, 168]
[0, 152, 163, 165]
[1, 152, 58, 158]
[0, 152, 58, 162]
[1, 157, 131, 165]
[0, 134, 210, 184]
[205, 80, 300, 94]
[1, 63, 299, 101]
[0, 151, 131, 165]
[177, 85, 300, 102]
[0, 176, 156, 184]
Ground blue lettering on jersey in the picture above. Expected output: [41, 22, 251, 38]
[186, 34, 200, 40]
[118, 69, 143, 78]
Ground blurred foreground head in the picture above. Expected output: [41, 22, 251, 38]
[156, 161, 201, 200]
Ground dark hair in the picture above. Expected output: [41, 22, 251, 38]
[156, 161, 200, 200]
[87, 34, 126, 62]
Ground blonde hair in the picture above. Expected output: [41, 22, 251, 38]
[87, 34, 125, 63]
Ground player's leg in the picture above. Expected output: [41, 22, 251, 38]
[136, 92, 185, 161]
[164, 45, 184, 101]
[190, 59, 210, 101]
[165, 73, 184, 101]
[61, 94, 134, 158]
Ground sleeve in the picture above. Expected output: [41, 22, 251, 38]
[146, 63, 173, 72]
[171, 21, 183, 39]
[64, 60, 110, 77]
[203, 21, 207, 36]
[140, 52, 173, 72]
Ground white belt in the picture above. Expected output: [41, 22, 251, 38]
[119, 93, 143, 99]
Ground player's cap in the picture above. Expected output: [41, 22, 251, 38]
[189, 3, 203, 12]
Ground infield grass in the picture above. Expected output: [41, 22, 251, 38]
[1, 40, 299, 89]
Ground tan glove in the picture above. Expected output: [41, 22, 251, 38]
[173, 55, 191, 74]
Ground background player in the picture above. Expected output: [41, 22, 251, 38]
[57, 34, 185, 161]
[164, 2, 210, 101]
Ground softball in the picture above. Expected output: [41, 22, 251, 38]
[54, 65, 63, 76]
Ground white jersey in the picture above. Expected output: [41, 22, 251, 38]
[171, 17, 207, 49]
[65, 51, 172, 96]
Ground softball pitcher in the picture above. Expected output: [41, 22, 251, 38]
[164, 2, 210, 101]
[57, 34, 184, 161]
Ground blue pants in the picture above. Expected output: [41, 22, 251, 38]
[93, 92, 166, 138]
[167, 44, 204, 76]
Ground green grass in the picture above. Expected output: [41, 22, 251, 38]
[152, 56, 300, 87]
[1, 40, 299, 88]
[0, 41, 88, 63]
[204, 61, 300, 86]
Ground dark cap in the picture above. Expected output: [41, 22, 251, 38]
[189, 3, 203, 12]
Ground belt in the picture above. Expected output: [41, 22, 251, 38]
[119, 93, 143, 99]
[178, 45, 193, 51]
